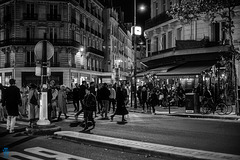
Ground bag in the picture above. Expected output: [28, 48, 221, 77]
[30, 92, 38, 105]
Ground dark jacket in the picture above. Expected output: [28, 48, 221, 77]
[149, 92, 158, 106]
[2, 85, 22, 116]
[84, 93, 96, 111]
[79, 85, 86, 100]
[90, 86, 96, 95]
[142, 90, 148, 101]
[73, 87, 80, 100]
[100, 86, 110, 100]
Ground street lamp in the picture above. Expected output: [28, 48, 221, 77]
[132, 0, 142, 108]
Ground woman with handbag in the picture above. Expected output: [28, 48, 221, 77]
[28, 83, 39, 128]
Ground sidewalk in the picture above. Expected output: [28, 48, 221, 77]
[54, 131, 240, 160]
[127, 104, 240, 121]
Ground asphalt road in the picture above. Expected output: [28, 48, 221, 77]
[1, 110, 240, 159]
[54, 111, 240, 156]
[0, 135, 174, 160]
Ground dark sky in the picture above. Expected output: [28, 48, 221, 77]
[99, 0, 151, 29]
[112, 0, 151, 28]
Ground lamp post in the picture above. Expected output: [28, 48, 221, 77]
[133, 0, 137, 108]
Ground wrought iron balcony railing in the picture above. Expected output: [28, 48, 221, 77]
[23, 13, 38, 20]
[86, 47, 104, 57]
[0, 38, 81, 48]
[47, 14, 61, 21]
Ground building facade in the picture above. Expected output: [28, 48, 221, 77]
[0, 0, 109, 88]
[103, 7, 133, 83]
[141, 0, 240, 94]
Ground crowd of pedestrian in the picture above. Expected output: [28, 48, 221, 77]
[0, 78, 70, 133]
[136, 83, 186, 114]
[73, 81, 129, 125]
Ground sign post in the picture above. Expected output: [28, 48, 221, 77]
[34, 40, 54, 125]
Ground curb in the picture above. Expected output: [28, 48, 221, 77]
[26, 124, 61, 135]
[129, 110, 240, 121]
[53, 133, 192, 160]
[167, 114, 240, 120]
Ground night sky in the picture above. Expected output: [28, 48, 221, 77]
[99, 0, 151, 29]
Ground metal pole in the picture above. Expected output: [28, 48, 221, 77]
[133, 0, 137, 108]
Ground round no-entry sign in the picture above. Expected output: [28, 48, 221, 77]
[34, 40, 54, 60]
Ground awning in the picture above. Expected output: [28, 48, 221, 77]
[136, 64, 177, 77]
[155, 61, 216, 78]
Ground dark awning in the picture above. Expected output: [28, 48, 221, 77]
[136, 64, 177, 77]
[155, 61, 216, 78]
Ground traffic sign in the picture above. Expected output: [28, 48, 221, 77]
[34, 40, 54, 60]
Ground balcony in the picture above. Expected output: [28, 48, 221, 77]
[47, 14, 61, 21]
[23, 13, 38, 20]
[151, 48, 175, 56]
[24, 62, 36, 67]
[145, 12, 172, 30]
[176, 40, 221, 50]
[0, 38, 81, 48]
[86, 47, 104, 57]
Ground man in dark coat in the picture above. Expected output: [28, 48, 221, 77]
[100, 83, 110, 119]
[75, 81, 87, 120]
[72, 83, 80, 112]
[82, 87, 96, 131]
[2, 79, 22, 133]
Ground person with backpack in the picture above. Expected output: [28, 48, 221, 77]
[28, 83, 39, 128]
[82, 87, 96, 131]
[2, 79, 22, 133]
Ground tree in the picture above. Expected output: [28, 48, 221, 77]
[168, 0, 240, 115]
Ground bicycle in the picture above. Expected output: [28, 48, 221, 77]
[201, 97, 228, 115]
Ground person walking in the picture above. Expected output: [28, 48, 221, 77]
[137, 86, 142, 107]
[110, 83, 129, 122]
[89, 82, 97, 117]
[0, 83, 5, 122]
[72, 83, 80, 112]
[75, 81, 87, 120]
[47, 80, 55, 122]
[28, 83, 39, 127]
[2, 79, 22, 133]
[149, 89, 158, 115]
[57, 85, 69, 121]
[82, 87, 96, 131]
[141, 86, 148, 113]
[100, 83, 110, 119]
[108, 84, 116, 113]
[96, 84, 103, 114]
[51, 85, 58, 119]
[21, 84, 29, 116]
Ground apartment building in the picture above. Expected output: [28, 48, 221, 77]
[103, 7, 133, 83]
[141, 0, 240, 93]
[0, 0, 108, 88]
